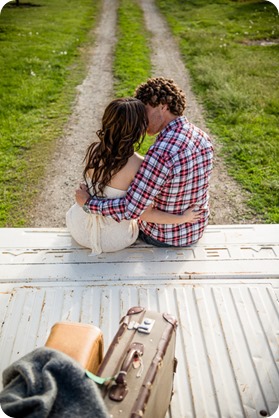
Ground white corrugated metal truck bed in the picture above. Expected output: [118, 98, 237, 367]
[0, 224, 278, 417]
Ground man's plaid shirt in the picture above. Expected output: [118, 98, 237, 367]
[86, 116, 214, 246]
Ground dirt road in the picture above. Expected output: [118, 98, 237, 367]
[30, 0, 258, 227]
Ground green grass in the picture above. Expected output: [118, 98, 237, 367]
[0, 0, 101, 226]
[113, 0, 154, 153]
[156, 0, 279, 222]
[113, 0, 151, 98]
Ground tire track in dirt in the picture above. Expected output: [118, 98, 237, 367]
[140, 0, 259, 224]
[30, 0, 116, 227]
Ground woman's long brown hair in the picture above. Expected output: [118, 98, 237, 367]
[83, 98, 147, 196]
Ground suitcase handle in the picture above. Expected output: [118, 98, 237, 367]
[109, 342, 144, 402]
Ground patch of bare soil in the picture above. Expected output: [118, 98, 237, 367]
[30, 0, 259, 228]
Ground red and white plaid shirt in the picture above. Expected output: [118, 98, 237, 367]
[86, 116, 214, 246]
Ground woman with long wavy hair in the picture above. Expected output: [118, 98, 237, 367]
[67, 98, 201, 254]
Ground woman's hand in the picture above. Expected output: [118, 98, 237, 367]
[182, 207, 203, 223]
[139, 203, 153, 221]
[75, 183, 90, 206]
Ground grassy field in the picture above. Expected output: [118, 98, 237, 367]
[156, 0, 279, 222]
[0, 0, 101, 226]
[113, 0, 154, 155]
[113, 0, 151, 98]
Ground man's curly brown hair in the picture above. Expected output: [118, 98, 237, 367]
[134, 77, 186, 116]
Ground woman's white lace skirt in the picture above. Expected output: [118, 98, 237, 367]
[66, 203, 139, 254]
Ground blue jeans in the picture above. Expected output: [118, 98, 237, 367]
[138, 230, 173, 248]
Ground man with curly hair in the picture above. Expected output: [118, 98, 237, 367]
[76, 77, 213, 247]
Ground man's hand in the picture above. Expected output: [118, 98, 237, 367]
[75, 183, 90, 206]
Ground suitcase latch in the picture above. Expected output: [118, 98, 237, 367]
[109, 342, 144, 402]
[127, 317, 155, 334]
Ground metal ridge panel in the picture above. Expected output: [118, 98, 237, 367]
[0, 225, 278, 248]
[1, 226, 279, 416]
[0, 279, 278, 417]
[1, 245, 279, 264]
[0, 226, 279, 281]
[0, 260, 278, 282]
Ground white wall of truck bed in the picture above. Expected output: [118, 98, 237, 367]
[0, 224, 278, 418]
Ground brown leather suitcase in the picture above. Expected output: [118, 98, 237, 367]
[45, 321, 104, 374]
[97, 306, 178, 418]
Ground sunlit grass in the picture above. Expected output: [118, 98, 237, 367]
[0, 0, 101, 226]
[156, 0, 279, 222]
[113, 0, 151, 98]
